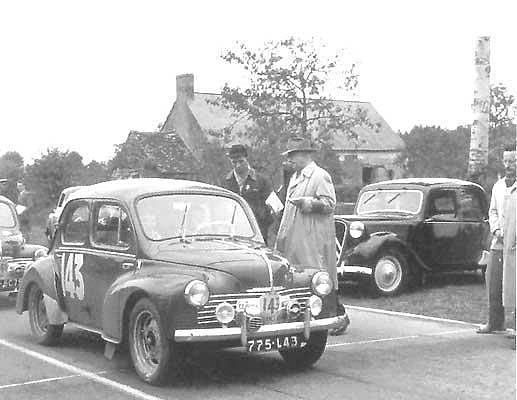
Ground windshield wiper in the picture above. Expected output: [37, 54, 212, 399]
[180, 204, 190, 243]
[362, 193, 377, 205]
[229, 204, 237, 239]
[387, 193, 401, 204]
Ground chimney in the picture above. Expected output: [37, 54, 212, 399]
[176, 73, 194, 102]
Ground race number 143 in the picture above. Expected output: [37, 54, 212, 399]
[61, 253, 85, 300]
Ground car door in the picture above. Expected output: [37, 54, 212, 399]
[413, 188, 462, 268]
[455, 187, 489, 266]
[83, 201, 137, 329]
[56, 199, 93, 325]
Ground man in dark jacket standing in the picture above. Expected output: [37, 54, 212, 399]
[223, 145, 274, 244]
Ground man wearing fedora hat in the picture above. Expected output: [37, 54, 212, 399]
[223, 144, 274, 244]
[275, 137, 348, 335]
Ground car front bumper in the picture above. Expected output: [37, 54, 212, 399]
[175, 309, 344, 346]
[337, 265, 373, 276]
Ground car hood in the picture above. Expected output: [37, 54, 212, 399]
[146, 239, 292, 291]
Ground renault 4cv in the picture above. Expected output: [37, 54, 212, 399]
[16, 179, 342, 384]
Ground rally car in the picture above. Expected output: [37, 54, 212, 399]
[335, 178, 490, 296]
[0, 195, 47, 293]
[16, 179, 343, 385]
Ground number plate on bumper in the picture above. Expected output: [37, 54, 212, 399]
[247, 335, 305, 352]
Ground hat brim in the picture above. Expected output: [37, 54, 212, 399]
[281, 148, 318, 156]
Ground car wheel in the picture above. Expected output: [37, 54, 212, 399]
[129, 298, 178, 385]
[28, 285, 63, 346]
[371, 249, 409, 296]
[279, 330, 328, 369]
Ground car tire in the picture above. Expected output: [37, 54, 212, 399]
[371, 249, 409, 296]
[128, 298, 178, 385]
[27, 285, 63, 346]
[279, 330, 328, 369]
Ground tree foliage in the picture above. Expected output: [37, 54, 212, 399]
[0, 151, 24, 181]
[109, 131, 203, 180]
[209, 37, 370, 187]
[24, 149, 86, 208]
[490, 83, 515, 129]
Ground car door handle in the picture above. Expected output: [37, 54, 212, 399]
[121, 262, 134, 270]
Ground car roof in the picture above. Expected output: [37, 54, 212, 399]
[362, 178, 484, 191]
[61, 186, 84, 195]
[68, 178, 233, 203]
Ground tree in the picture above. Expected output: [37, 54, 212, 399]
[490, 83, 515, 129]
[0, 151, 24, 202]
[25, 149, 85, 209]
[400, 126, 470, 179]
[468, 36, 491, 182]
[211, 37, 371, 184]
[78, 161, 109, 185]
[109, 131, 204, 180]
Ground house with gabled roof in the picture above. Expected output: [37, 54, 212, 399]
[160, 74, 405, 186]
[121, 73, 405, 188]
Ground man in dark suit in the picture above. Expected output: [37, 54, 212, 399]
[223, 145, 273, 244]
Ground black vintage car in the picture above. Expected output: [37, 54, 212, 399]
[16, 179, 343, 385]
[335, 178, 490, 296]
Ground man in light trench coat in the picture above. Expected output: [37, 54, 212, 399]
[275, 137, 349, 335]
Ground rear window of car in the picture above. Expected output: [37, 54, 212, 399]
[0, 202, 15, 228]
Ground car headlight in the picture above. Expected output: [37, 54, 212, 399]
[311, 271, 333, 297]
[184, 280, 209, 307]
[215, 302, 235, 324]
[308, 295, 323, 316]
[33, 248, 48, 260]
[349, 221, 365, 239]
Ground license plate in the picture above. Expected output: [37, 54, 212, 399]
[247, 335, 305, 352]
[0, 279, 18, 291]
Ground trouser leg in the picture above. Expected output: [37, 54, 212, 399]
[485, 250, 505, 330]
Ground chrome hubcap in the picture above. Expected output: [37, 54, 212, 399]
[374, 256, 402, 292]
[133, 310, 162, 377]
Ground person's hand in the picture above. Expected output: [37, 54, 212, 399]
[494, 229, 504, 239]
[289, 197, 312, 213]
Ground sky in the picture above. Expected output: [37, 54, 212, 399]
[0, 0, 515, 163]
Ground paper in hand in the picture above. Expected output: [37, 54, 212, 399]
[266, 191, 284, 213]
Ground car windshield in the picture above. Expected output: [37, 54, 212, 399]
[136, 194, 255, 241]
[356, 190, 423, 215]
[0, 202, 15, 228]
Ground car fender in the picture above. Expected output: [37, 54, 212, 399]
[101, 274, 196, 343]
[347, 232, 431, 272]
[16, 257, 64, 315]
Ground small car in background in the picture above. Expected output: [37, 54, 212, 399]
[335, 178, 490, 296]
[45, 186, 83, 243]
[0, 195, 47, 293]
[17, 179, 343, 385]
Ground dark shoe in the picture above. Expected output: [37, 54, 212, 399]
[330, 314, 350, 336]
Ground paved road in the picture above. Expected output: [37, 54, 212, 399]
[0, 294, 514, 400]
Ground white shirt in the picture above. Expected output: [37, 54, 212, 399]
[489, 177, 516, 249]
